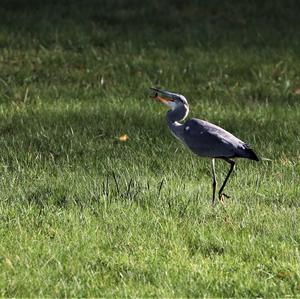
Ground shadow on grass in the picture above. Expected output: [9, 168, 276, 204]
[0, 0, 300, 51]
[0, 103, 298, 165]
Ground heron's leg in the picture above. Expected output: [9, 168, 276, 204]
[211, 158, 217, 205]
[218, 158, 235, 201]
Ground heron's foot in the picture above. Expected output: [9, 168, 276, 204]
[219, 193, 230, 203]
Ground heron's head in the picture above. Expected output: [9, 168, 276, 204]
[150, 87, 189, 111]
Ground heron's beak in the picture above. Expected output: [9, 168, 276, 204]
[150, 87, 175, 107]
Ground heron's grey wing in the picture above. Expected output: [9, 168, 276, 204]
[182, 119, 245, 158]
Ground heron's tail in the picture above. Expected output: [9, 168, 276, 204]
[244, 147, 259, 161]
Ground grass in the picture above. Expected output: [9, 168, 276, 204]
[0, 0, 300, 297]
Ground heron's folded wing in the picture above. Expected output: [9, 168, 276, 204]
[182, 119, 239, 158]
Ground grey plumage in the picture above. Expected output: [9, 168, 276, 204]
[151, 87, 259, 204]
[182, 119, 259, 161]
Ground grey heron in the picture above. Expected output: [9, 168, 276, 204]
[150, 87, 259, 205]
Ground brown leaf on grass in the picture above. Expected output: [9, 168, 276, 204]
[119, 134, 129, 142]
[294, 88, 300, 95]
[276, 271, 290, 279]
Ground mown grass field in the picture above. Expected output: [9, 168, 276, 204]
[0, 0, 300, 297]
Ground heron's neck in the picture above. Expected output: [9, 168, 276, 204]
[166, 104, 189, 141]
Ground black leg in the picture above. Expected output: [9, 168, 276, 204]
[218, 158, 235, 202]
[211, 158, 217, 205]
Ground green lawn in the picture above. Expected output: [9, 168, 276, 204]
[0, 0, 300, 297]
